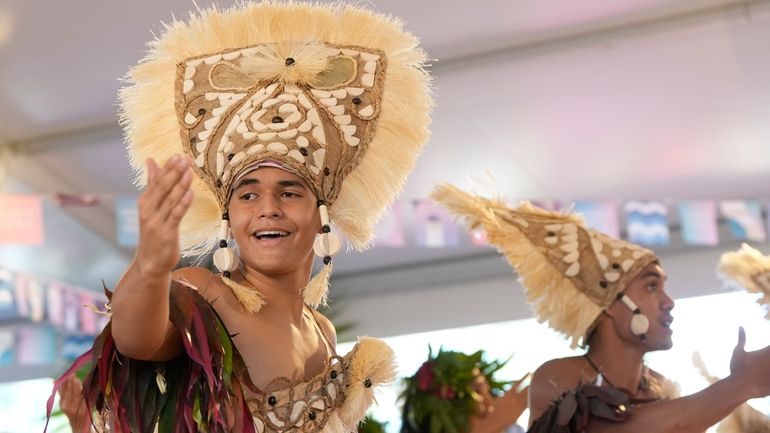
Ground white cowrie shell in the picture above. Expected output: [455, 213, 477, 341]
[311, 89, 332, 98]
[596, 253, 609, 270]
[334, 115, 351, 125]
[204, 54, 222, 65]
[307, 108, 321, 126]
[196, 139, 209, 153]
[246, 144, 265, 154]
[298, 93, 313, 109]
[313, 149, 326, 168]
[312, 126, 326, 145]
[565, 262, 580, 277]
[198, 129, 212, 141]
[298, 120, 312, 133]
[222, 51, 241, 61]
[358, 105, 374, 117]
[563, 250, 580, 263]
[184, 65, 196, 80]
[229, 152, 245, 166]
[267, 142, 289, 154]
[287, 149, 305, 163]
[213, 247, 238, 272]
[344, 135, 360, 146]
[346, 87, 364, 96]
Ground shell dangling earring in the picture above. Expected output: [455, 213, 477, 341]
[618, 293, 650, 340]
[214, 212, 266, 313]
[303, 201, 341, 308]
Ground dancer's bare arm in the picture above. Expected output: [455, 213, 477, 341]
[110, 156, 194, 360]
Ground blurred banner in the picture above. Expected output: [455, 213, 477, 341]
[374, 201, 406, 247]
[116, 195, 140, 247]
[0, 193, 768, 250]
[678, 201, 719, 246]
[0, 266, 107, 369]
[0, 268, 16, 320]
[0, 194, 43, 245]
[16, 326, 57, 365]
[720, 200, 767, 242]
[626, 200, 670, 246]
[412, 199, 462, 248]
[573, 201, 620, 238]
[0, 329, 13, 366]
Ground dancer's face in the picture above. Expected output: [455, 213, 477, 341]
[228, 167, 320, 277]
[607, 262, 675, 351]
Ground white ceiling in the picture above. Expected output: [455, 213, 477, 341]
[1, 0, 769, 290]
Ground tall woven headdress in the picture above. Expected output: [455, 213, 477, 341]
[120, 2, 432, 308]
[718, 243, 770, 319]
[432, 185, 658, 348]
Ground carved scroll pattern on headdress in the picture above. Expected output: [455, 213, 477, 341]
[176, 43, 386, 208]
[495, 207, 656, 305]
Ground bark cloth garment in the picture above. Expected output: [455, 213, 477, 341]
[527, 371, 680, 433]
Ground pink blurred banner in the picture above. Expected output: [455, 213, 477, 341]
[0, 194, 44, 244]
[572, 201, 620, 238]
[13, 273, 30, 318]
[79, 293, 98, 334]
[469, 229, 489, 246]
[720, 200, 767, 242]
[413, 199, 461, 248]
[16, 326, 57, 365]
[374, 201, 406, 247]
[678, 201, 719, 246]
[63, 289, 80, 333]
[46, 282, 65, 327]
[27, 277, 46, 322]
[52, 192, 100, 207]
